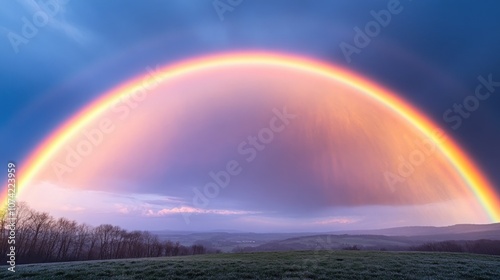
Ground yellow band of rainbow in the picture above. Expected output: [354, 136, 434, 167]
[2, 52, 499, 221]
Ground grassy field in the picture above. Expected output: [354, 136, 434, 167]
[1, 251, 499, 279]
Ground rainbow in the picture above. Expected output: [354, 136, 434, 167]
[2, 52, 499, 221]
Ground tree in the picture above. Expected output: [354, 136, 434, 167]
[0, 202, 210, 264]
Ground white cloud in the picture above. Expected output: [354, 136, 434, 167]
[18, 0, 93, 46]
[60, 205, 85, 212]
[310, 217, 359, 225]
[19, 181, 186, 215]
[144, 206, 259, 217]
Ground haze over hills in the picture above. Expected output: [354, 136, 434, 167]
[331, 223, 500, 237]
[153, 223, 500, 252]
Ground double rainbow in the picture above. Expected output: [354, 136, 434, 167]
[2, 52, 499, 221]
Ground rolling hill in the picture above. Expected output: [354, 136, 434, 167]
[1, 251, 499, 279]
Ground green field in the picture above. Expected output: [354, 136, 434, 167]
[1, 251, 499, 279]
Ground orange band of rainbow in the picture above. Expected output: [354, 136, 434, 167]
[2, 52, 499, 221]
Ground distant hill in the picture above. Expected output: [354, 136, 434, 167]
[333, 223, 500, 238]
[153, 223, 500, 252]
[238, 223, 500, 252]
[238, 234, 419, 252]
[151, 231, 312, 252]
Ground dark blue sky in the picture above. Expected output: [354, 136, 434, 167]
[1, 0, 500, 219]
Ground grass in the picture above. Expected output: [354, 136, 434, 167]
[1, 250, 499, 279]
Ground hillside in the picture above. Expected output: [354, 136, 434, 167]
[1, 251, 499, 279]
[332, 223, 500, 237]
[152, 223, 500, 252]
[238, 234, 420, 252]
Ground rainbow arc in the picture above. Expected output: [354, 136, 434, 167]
[1, 52, 499, 221]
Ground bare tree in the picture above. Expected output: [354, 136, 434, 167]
[0, 202, 210, 264]
[26, 211, 52, 258]
[72, 223, 92, 260]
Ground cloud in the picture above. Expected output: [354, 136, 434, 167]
[19, 181, 187, 215]
[114, 204, 131, 214]
[60, 204, 85, 212]
[310, 217, 359, 225]
[144, 206, 259, 217]
[15, 0, 92, 46]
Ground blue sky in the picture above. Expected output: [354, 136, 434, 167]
[1, 0, 500, 231]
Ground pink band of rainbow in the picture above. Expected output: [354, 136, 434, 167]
[2, 52, 499, 221]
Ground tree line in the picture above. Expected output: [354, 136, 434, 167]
[410, 240, 500, 255]
[1, 202, 212, 264]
